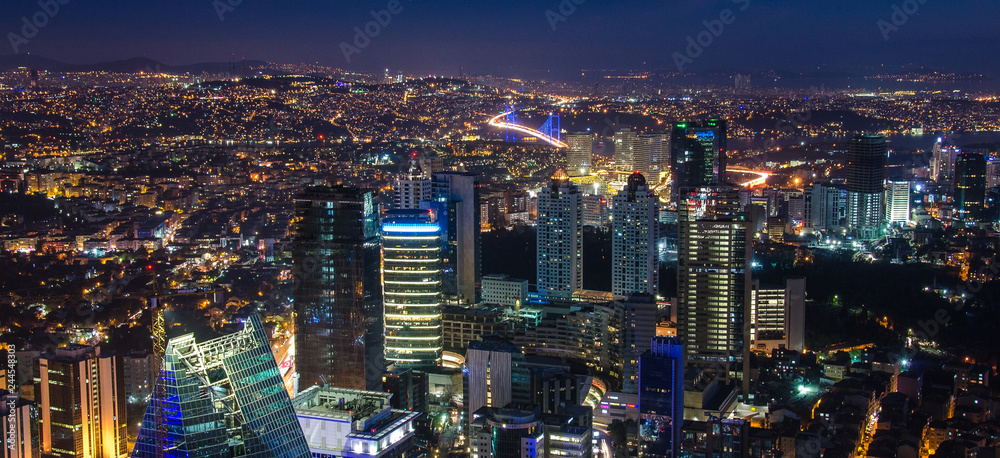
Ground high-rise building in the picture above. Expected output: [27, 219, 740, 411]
[393, 156, 431, 210]
[676, 185, 751, 392]
[1, 390, 39, 458]
[612, 172, 659, 298]
[638, 338, 685, 458]
[133, 315, 311, 458]
[431, 171, 481, 303]
[931, 140, 960, 183]
[846, 134, 888, 240]
[886, 180, 911, 225]
[803, 183, 848, 231]
[536, 169, 584, 300]
[750, 278, 806, 352]
[382, 209, 444, 368]
[293, 186, 383, 391]
[465, 336, 531, 424]
[292, 386, 420, 458]
[638, 133, 670, 180]
[955, 152, 987, 222]
[670, 120, 727, 201]
[614, 129, 638, 173]
[623, 294, 658, 394]
[565, 133, 593, 176]
[38, 346, 127, 458]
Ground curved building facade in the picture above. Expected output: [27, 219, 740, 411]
[382, 209, 444, 368]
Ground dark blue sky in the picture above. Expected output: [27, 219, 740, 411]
[3, 0, 999, 79]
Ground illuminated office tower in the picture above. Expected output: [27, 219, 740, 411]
[394, 156, 431, 210]
[886, 180, 911, 226]
[536, 169, 583, 300]
[382, 209, 444, 368]
[615, 129, 638, 172]
[293, 186, 383, 391]
[38, 346, 127, 458]
[955, 152, 987, 222]
[846, 134, 888, 241]
[749, 278, 806, 352]
[638, 133, 670, 179]
[670, 120, 727, 201]
[565, 133, 593, 176]
[612, 172, 659, 298]
[431, 171, 481, 303]
[1, 390, 38, 458]
[676, 185, 751, 393]
[638, 337, 684, 458]
[132, 315, 311, 458]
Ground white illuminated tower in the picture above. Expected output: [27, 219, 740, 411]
[536, 169, 583, 300]
[382, 209, 444, 368]
[393, 156, 431, 210]
[612, 172, 659, 298]
[565, 133, 593, 176]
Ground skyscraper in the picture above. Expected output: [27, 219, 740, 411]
[670, 120, 727, 201]
[676, 185, 751, 392]
[133, 315, 311, 458]
[38, 346, 127, 458]
[431, 171, 481, 303]
[1, 390, 38, 458]
[465, 336, 531, 424]
[638, 133, 669, 180]
[638, 337, 684, 458]
[382, 209, 444, 368]
[612, 172, 659, 298]
[931, 140, 959, 183]
[293, 186, 383, 391]
[565, 133, 593, 176]
[536, 169, 583, 300]
[886, 180, 911, 225]
[614, 129, 638, 172]
[846, 134, 888, 240]
[955, 152, 987, 222]
[393, 156, 431, 210]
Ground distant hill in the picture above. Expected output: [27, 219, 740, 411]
[0, 54, 274, 75]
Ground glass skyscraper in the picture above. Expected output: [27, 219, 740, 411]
[845, 134, 888, 240]
[670, 120, 727, 203]
[536, 169, 583, 300]
[955, 152, 987, 223]
[293, 186, 384, 391]
[639, 337, 684, 458]
[132, 315, 311, 458]
[382, 209, 444, 368]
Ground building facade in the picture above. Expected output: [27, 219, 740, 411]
[639, 338, 685, 458]
[382, 209, 444, 368]
[612, 172, 659, 298]
[845, 134, 887, 240]
[565, 133, 593, 176]
[430, 172, 481, 303]
[132, 315, 311, 458]
[293, 186, 384, 391]
[39, 346, 128, 458]
[293, 386, 419, 458]
[536, 170, 584, 300]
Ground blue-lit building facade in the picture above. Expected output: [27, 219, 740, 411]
[382, 209, 444, 368]
[639, 337, 684, 458]
[131, 315, 311, 458]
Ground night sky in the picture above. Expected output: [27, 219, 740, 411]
[3, 0, 999, 79]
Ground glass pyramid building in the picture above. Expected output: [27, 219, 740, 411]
[132, 315, 310, 458]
